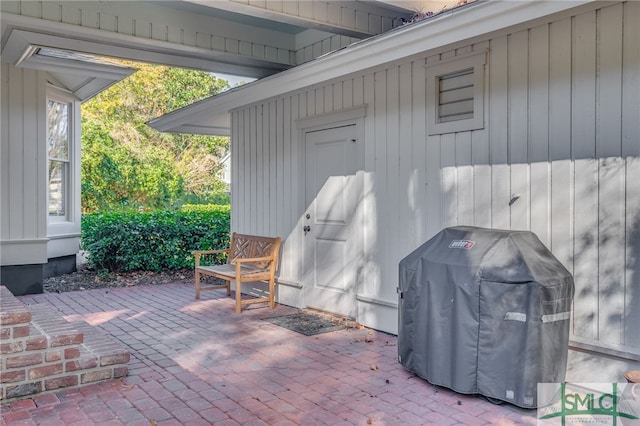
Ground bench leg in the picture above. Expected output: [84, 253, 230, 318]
[235, 280, 242, 314]
[195, 270, 201, 299]
[226, 280, 231, 296]
[269, 278, 275, 309]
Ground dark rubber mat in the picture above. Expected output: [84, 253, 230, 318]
[262, 312, 346, 336]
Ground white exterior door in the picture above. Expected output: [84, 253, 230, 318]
[303, 124, 362, 318]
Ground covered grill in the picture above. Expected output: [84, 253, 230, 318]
[398, 226, 574, 408]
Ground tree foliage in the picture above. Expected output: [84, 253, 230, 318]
[81, 62, 230, 212]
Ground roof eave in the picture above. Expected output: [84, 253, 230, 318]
[149, 0, 598, 135]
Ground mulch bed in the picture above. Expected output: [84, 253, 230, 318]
[43, 267, 199, 293]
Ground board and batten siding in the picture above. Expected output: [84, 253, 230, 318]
[230, 2, 640, 358]
[0, 64, 48, 266]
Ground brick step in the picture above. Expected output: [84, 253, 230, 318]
[0, 286, 130, 403]
[29, 304, 84, 347]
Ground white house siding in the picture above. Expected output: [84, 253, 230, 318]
[230, 1, 639, 373]
[0, 64, 48, 266]
[1, 63, 83, 295]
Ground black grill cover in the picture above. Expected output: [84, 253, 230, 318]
[398, 226, 574, 408]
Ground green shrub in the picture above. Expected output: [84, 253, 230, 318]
[180, 203, 231, 214]
[81, 206, 230, 272]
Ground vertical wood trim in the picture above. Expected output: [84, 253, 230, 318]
[456, 132, 474, 225]
[548, 17, 573, 267]
[411, 59, 427, 244]
[362, 72, 377, 295]
[373, 69, 387, 294]
[269, 100, 277, 236]
[549, 18, 572, 161]
[530, 161, 551, 246]
[248, 106, 257, 234]
[440, 133, 456, 228]
[572, 158, 599, 340]
[551, 160, 574, 273]
[508, 31, 529, 165]
[333, 81, 343, 111]
[571, 11, 599, 340]
[472, 45, 491, 228]
[280, 96, 291, 279]
[342, 79, 353, 109]
[572, 11, 597, 160]
[624, 157, 640, 348]
[386, 65, 401, 299]
[621, 1, 640, 157]
[425, 134, 441, 237]
[397, 62, 412, 247]
[528, 25, 551, 242]
[596, 3, 623, 158]
[489, 36, 510, 229]
[597, 157, 625, 345]
[8, 66, 24, 239]
[508, 31, 530, 231]
[230, 111, 239, 232]
[1, 63, 10, 240]
[276, 97, 285, 240]
[290, 93, 301, 282]
[255, 105, 263, 234]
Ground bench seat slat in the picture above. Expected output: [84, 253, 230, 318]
[197, 264, 271, 280]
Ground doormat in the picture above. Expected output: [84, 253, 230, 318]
[262, 312, 346, 336]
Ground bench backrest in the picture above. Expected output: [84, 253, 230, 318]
[228, 233, 282, 269]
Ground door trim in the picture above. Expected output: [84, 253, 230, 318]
[297, 114, 366, 318]
[295, 105, 367, 130]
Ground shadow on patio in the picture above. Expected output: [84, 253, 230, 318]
[4, 283, 536, 425]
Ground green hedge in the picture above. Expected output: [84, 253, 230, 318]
[81, 206, 230, 272]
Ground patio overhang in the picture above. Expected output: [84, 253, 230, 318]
[0, 13, 293, 84]
[2, 29, 136, 101]
[149, 0, 597, 136]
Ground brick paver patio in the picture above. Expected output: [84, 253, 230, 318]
[2, 283, 537, 425]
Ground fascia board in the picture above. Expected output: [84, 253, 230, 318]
[150, 0, 597, 134]
[170, 125, 231, 137]
[184, 0, 374, 38]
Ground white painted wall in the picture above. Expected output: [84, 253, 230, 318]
[1, 64, 81, 268]
[0, 64, 48, 265]
[230, 1, 640, 370]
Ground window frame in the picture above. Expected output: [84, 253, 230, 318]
[46, 86, 78, 227]
[426, 51, 487, 135]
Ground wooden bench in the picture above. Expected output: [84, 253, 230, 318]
[193, 233, 282, 313]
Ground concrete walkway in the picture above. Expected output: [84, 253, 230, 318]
[3, 284, 537, 425]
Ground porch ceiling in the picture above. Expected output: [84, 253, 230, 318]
[0, 1, 433, 80]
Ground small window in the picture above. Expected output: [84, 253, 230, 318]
[426, 51, 486, 135]
[47, 98, 71, 220]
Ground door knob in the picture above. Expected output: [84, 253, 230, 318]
[303, 225, 311, 235]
